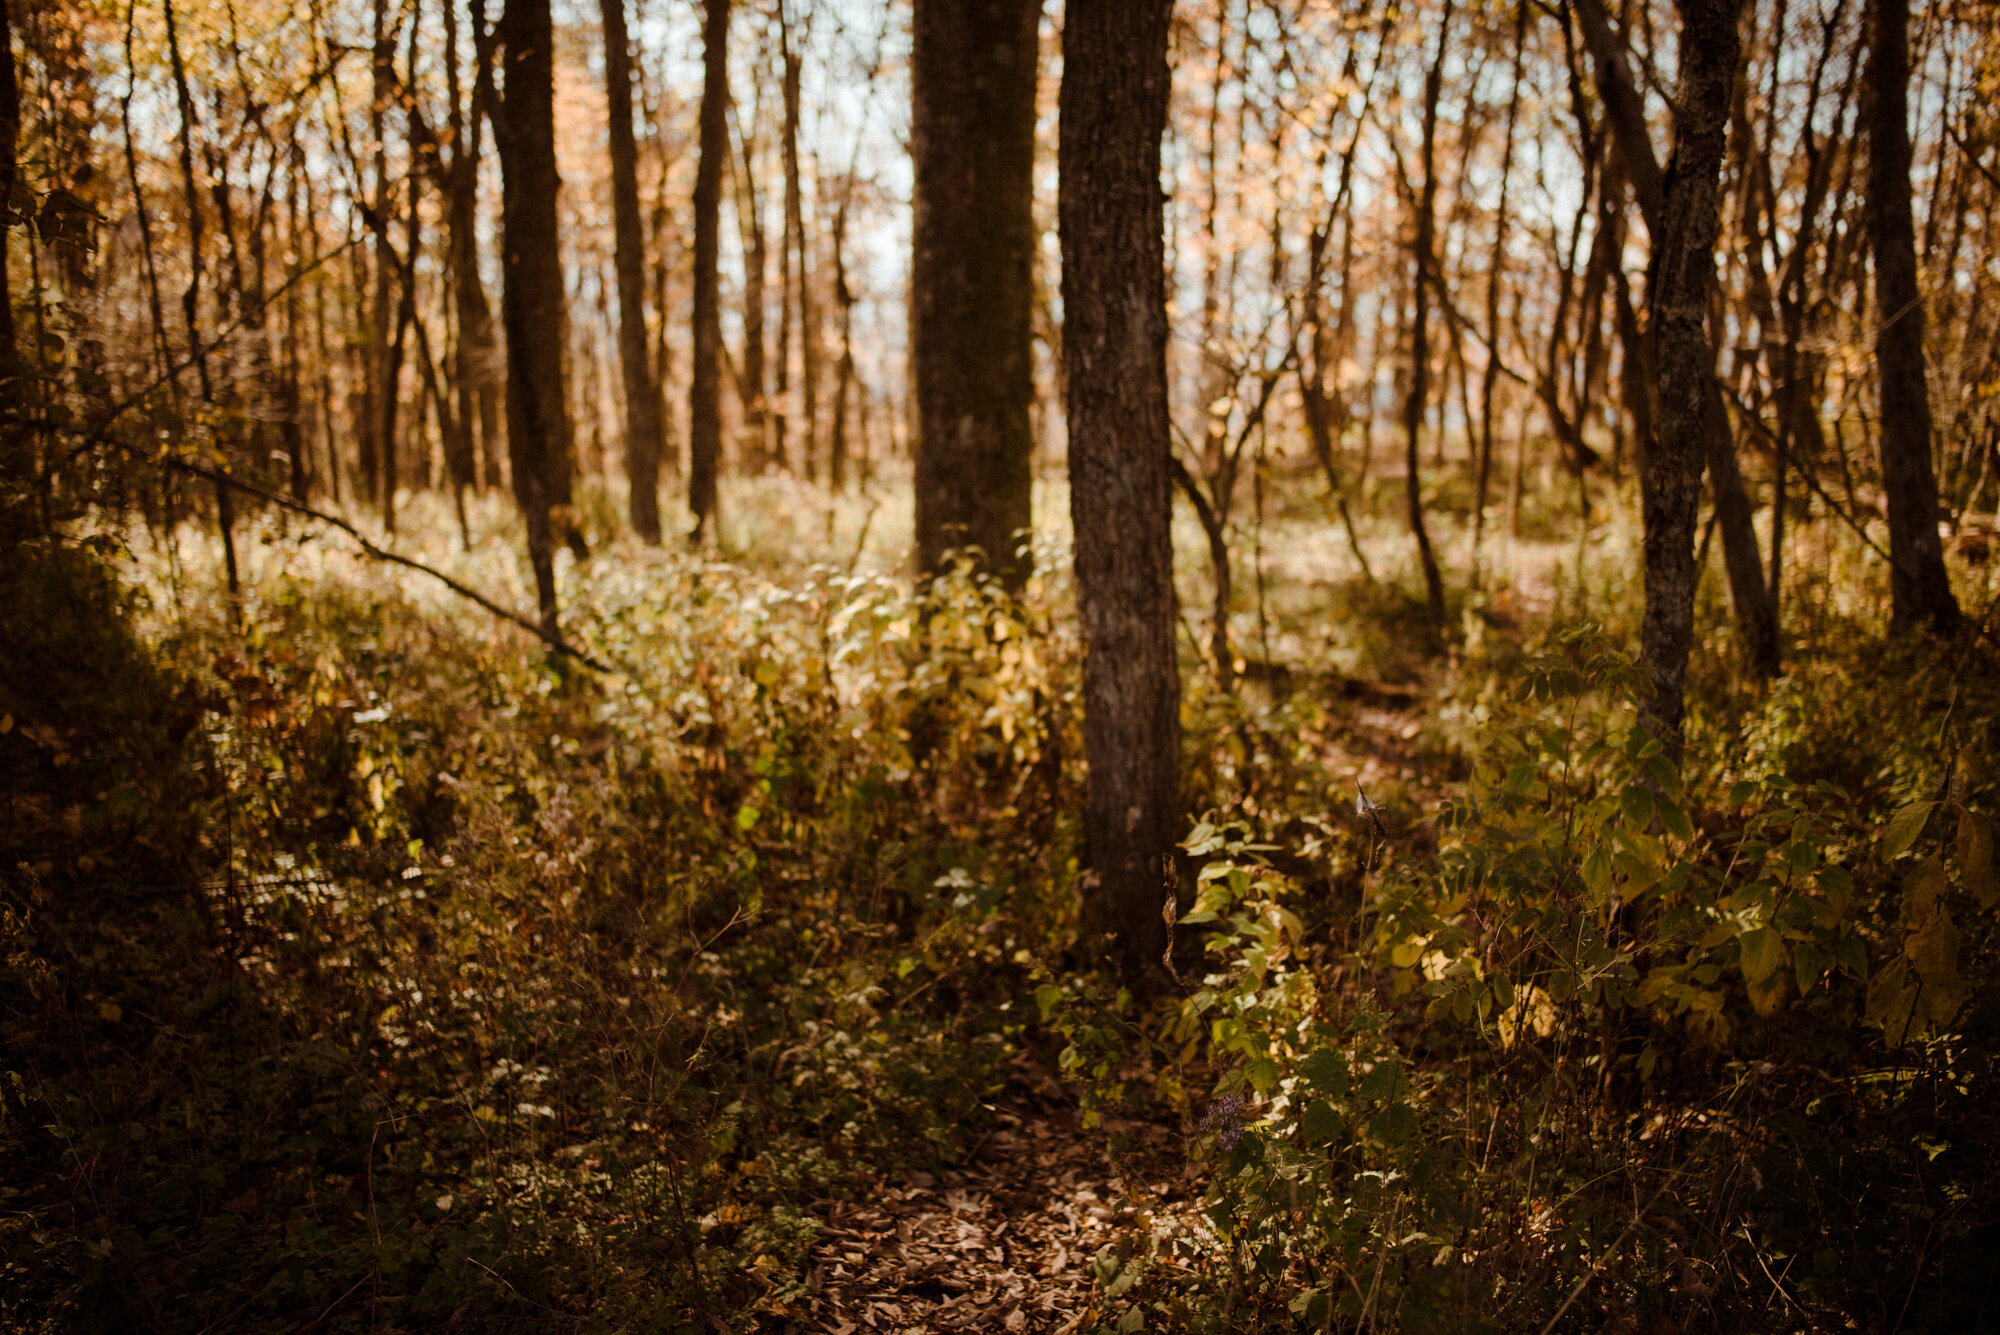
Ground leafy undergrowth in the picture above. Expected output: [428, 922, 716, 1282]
[1, 527, 1082, 1332]
[3, 510, 1998, 1334]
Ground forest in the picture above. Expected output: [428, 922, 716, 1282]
[2, 0, 1998, 1327]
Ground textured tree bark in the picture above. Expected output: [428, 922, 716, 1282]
[1580, 0, 1776, 676]
[779, 17, 815, 479]
[1060, 0, 1179, 984]
[441, 0, 499, 502]
[1475, 2, 1527, 562]
[1638, 0, 1742, 751]
[735, 114, 769, 473]
[911, 0, 1042, 588]
[1404, 0, 1453, 641]
[1867, 0, 1959, 633]
[687, 0, 729, 540]
[466, 0, 506, 490]
[0, 0, 17, 390]
[600, 0, 667, 542]
[494, 0, 569, 639]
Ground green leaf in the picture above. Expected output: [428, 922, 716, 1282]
[1245, 1056, 1280, 1094]
[1621, 784, 1656, 830]
[1817, 864, 1854, 918]
[1357, 1061, 1401, 1102]
[734, 801, 762, 833]
[1728, 780, 1758, 807]
[1659, 799, 1694, 842]
[1296, 1048, 1349, 1098]
[1299, 1098, 1342, 1147]
[1793, 941, 1828, 995]
[1034, 983, 1064, 1021]
[1882, 800, 1938, 862]
[1739, 927, 1785, 985]
[1581, 847, 1612, 901]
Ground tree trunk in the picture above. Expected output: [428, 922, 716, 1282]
[688, 0, 729, 540]
[1638, 0, 1742, 751]
[780, 16, 815, 480]
[1476, 2, 1527, 561]
[911, 0, 1042, 588]
[735, 107, 769, 473]
[494, 0, 569, 639]
[449, 0, 505, 496]
[0, 0, 18, 389]
[1059, 0, 1179, 984]
[600, 0, 666, 542]
[1868, 0, 1959, 633]
[1584, 0, 1776, 676]
[1404, 0, 1453, 641]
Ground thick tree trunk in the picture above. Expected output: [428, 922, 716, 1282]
[911, 0, 1042, 588]
[1868, 0, 1959, 633]
[494, 0, 569, 639]
[1638, 0, 1742, 751]
[1403, 1, 1453, 641]
[688, 0, 729, 539]
[600, 0, 666, 542]
[1060, 0, 1179, 984]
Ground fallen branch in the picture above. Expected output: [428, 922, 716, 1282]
[132, 444, 611, 672]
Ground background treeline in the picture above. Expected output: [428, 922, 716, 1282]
[5, 0, 2000, 615]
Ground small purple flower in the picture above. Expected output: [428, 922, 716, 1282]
[1201, 1093, 1247, 1150]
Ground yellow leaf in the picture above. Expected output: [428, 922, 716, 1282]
[1903, 855, 1947, 925]
[98, 1001, 122, 1023]
[1866, 958, 1923, 1042]
[1905, 911, 1960, 987]
[1745, 967, 1786, 1016]
[1738, 927, 1785, 985]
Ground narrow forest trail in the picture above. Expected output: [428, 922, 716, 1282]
[789, 1056, 1162, 1334]
[783, 688, 1440, 1334]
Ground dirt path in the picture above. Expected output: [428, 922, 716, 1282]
[784, 687, 1437, 1333]
[789, 1062, 1169, 1335]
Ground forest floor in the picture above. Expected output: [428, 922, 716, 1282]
[789, 692, 1437, 1335]
[793, 1055, 1130, 1334]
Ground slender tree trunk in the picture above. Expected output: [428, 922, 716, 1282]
[780, 13, 815, 479]
[600, 0, 666, 541]
[734, 106, 769, 472]
[0, 0, 18, 390]
[1638, 0, 1743, 751]
[494, 0, 569, 639]
[1585, 0, 1775, 675]
[688, 0, 729, 539]
[163, 0, 239, 599]
[1476, 3, 1527, 563]
[830, 191, 855, 491]
[283, 147, 308, 500]
[1060, 0, 1179, 985]
[1868, 0, 1959, 632]
[1404, 1, 1453, 640]
[910, 0, 1042, 588]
